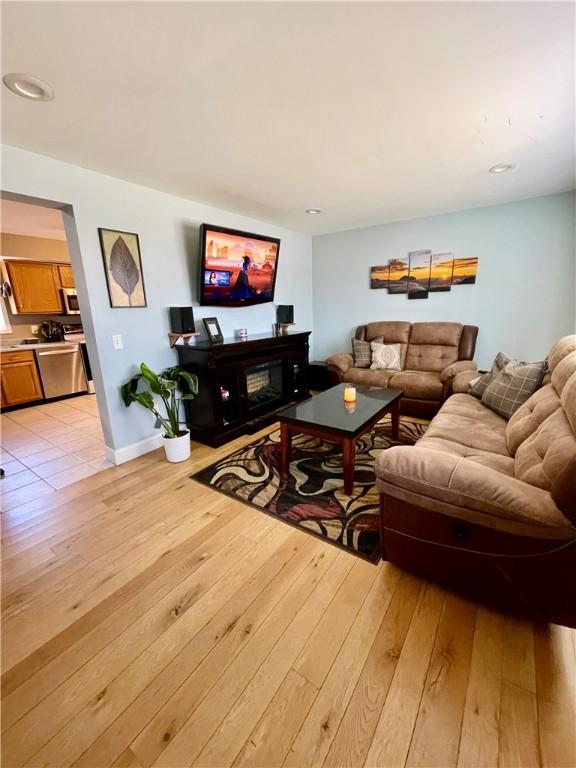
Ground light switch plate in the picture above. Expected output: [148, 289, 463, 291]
[112, 334, 124, 350]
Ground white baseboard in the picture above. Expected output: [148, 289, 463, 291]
[105, 433, 164, 465]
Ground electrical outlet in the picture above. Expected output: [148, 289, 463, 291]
[112, 334, 124, 350]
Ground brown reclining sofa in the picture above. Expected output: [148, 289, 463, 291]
[375, 335, 576, 628]
[326, 321, 479, 417]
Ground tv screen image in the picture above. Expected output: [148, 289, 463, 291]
[204, 269, 231, 287]
[200, 225, 280, 306]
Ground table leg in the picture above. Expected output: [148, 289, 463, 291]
[280, 422, 291, 476]
[391, 400, 400, 441]
[342, 438, 356, 495]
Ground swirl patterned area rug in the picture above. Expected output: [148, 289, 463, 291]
[191, 417, 427, 563]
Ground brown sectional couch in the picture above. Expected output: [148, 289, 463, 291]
[375, 335, 576, 627]
[326, 321, 478, 417]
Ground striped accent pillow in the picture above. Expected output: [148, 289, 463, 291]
[352, 338, 371, 368]
[352, 336, 383, 368]
[481, 360, 546, 419]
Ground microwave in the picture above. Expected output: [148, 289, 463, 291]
[61, 288, 81, 315]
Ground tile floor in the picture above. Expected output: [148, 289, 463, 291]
[1, 394, 112, 510]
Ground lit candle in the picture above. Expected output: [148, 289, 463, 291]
[344, 385, 356, 402]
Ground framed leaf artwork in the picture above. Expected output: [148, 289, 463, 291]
[98, 228, 147, 308]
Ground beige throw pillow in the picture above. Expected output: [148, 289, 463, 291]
[370, 342, 402, 371]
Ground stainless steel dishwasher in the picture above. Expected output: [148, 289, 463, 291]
[35, 344, 88, 399]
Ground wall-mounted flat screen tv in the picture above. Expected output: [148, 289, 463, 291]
[199, 224, 281, 306]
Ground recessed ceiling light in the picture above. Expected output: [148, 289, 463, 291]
[3, 73, 54, 101]
[305, 208, 322, 215]
[489, 163, 515, 174]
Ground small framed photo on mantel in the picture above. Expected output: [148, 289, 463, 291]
[203, 317, 224, 344]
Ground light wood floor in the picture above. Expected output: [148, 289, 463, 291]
[1, 426, 575, 768]
[1, 395, 108, 508]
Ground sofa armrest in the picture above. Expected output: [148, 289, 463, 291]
[326, 353, 354, 377]
[452, 369, 481, 394]
[440, 360, 478, 383]
[375, 446, 570, 530]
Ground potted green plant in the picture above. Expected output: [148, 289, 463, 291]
[121, 363, 198, 462]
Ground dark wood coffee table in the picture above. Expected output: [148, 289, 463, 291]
[277, 383, 403, 495]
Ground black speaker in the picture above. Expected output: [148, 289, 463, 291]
[170, 307, 195, 334]
[276, 305, 294, 324]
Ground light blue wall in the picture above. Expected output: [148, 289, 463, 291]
[312, 192, 575, 369]
[2, 145, 313, 452]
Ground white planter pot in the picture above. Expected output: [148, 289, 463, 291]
[163, 430, 191, 463]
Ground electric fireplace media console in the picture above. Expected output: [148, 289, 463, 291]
[176, 331, 311, 446]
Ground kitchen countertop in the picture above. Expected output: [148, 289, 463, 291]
[0, 341, 80, 352]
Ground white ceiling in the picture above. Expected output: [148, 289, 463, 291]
[1, 2, 574, 235]
[1, 199, 66, 240]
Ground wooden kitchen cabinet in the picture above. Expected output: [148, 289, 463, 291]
[0, 350, 44, 407]
[5, 261, 63, 314]
[57, 264, 75, 289]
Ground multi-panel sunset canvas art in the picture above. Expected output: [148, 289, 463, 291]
[429, 253, 454, 292]
[408, 250, 432, 299]
[370, 251, 477, 299]
[370, 265, 389, 289]
[387, 257, 410, 294]
[452, 257, 479, 285]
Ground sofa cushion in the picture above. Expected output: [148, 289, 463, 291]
[365, 321, 411, 343]
[405, 322, 462, 373]
[409, 322, 463, 347]
[420, 393, 509, 456]
[481, 360, 546, 419]
[506, 335, 576, 456]
[387, 370, 443, 401]
[514, 407, 576, 492]
[553, 349, 576, 402]
[375, 445, 575, 538]
[352, 338, 371, 368]
[506, 383, 562, 456]
[370, 342, 402, 371]
[511, 340, 576, 493]
[548, 335, 576, 373]
[418, 436, 515, 476]
[343, 368, 395, 387]
[405, 344, 460, 373]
